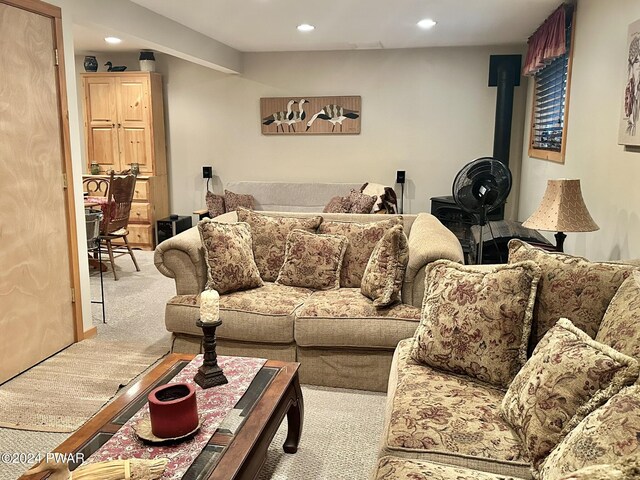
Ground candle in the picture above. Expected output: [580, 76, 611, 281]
[200, 289, 220, 323]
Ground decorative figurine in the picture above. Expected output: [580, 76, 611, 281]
[104, 61, 127, 72]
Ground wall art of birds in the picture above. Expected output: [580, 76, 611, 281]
[284, 99, 308, 132]
[262, 99, 297, 133]
[306, 104, 360, 132]
[104, 61, 127, 72]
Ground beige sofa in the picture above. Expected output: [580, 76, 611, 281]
[371, 248, 640, 480]
[154, 211, 463, 391]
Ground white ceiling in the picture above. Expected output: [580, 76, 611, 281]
[72, 0, 560, 54]
[125, 0, 560, 52]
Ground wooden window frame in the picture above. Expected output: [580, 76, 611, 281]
[528, 8, 577, 164]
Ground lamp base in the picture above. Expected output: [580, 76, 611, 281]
[555, 231, 566, 253]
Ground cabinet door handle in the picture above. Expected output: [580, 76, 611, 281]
[117, 123, 122, 128]
[112, 123, 115, 127]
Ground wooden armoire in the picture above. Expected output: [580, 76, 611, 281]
[81, 72, 169, 249]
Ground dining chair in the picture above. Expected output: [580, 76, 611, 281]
[83, 176, 109, 198]
[99, 172, 140, 281]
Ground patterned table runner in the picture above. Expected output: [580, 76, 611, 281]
[87, 355, 267, 479]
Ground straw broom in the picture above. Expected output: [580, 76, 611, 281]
[26, 458, 168, 480]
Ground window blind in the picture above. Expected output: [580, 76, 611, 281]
[531, 21, 572, 152]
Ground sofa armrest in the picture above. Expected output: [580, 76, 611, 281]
[402, 213, 464, 308]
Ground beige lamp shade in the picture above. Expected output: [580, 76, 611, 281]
[522, 179, 599, 232]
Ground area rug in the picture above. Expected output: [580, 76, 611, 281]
[0, 337, 167, 432]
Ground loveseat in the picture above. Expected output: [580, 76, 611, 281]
[371, 241, 640, 480]
[155, 210, 463, 391]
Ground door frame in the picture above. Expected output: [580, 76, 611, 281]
[3, 0, 85, 341]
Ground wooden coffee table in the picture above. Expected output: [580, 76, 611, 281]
[21, 354, 303, 480]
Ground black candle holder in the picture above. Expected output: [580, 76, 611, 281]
[194, 319, 228, 389]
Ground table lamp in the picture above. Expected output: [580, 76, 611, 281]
[522, 179, 599, 252]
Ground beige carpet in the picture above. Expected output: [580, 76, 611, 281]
[258, 386, 386, 480]
[0, 338, 167, 432]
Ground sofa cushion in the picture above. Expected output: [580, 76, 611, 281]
[411, 260, 541, 388]
[294, 289, 420, 349]
[374, 456, 518, 480]
[276, 229, 348, 290]
[224, 189, 255, 212]
[539, 385, 640, 480]
[323, 195, 351, 213]
[205, 191, 225, 218]
[508, 239, 636, 344]
[236, 208, 322, 282]
[347, 188, 376, 214]
[382, 339, 530, 478]
[198, 219, 263, 294]
[318, 217, 403, 288]
[165, 283, 313, 343]
[500, 318, 639, 470]
[595, 271, 640, 361]
[361, 225, 409, 308]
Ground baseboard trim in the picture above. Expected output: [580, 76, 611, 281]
[83, 326, 97, 339]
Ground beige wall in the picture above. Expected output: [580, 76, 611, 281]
[518, 0, 640, 260]
[146, 46, 527, 218]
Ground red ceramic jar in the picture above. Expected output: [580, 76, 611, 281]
[148, 382, 199, 438]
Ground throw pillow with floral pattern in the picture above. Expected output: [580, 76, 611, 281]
[539, 385, 640, 480]
[500, 318, 639, 470]
[411, 259, 542, 388]
[197, 219, 263, 294]
[236, 208, 322, 282]
[361, 225, 409, 308]
[508, 239, 636, 346]
[276, 229, 348, 290]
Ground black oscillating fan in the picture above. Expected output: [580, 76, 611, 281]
[452, 157, 512, 264]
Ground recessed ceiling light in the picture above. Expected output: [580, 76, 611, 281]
[104, 36, 122, 44]
[417, 19, 437, 29]
[297, 24, 315, 32]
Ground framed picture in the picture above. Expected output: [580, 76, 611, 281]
[260, 96, 361, 135]
[619, 19, 640, 146]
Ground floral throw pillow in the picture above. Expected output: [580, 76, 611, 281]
[555, 455, 640, 480]
[360, 225, 409, 308]
[224, 189, 255, 212]
[205, 191, 225, 218]
[276, 229, 348, 290]
[197, 219, 263, 295]
[539, 385, 640, 480]
[323, 195, 351, 213]
[410, 260, 542, 388]
[236, 208, 322, 282]
[500, 318, 639, 470]
[347, 189, 377, 214]
[508, 239, 636, 345]
[595, 271, 640, 361]
[317, 217, 402, 288]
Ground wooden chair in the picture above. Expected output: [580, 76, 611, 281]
[83, 176, 109, 197]
[99, 172, 140, 280]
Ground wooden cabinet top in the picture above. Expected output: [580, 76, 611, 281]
[80, 71, 163, 78]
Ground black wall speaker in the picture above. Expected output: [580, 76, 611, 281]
[202, 166, 213, 179]
[396, 170, 406, 184]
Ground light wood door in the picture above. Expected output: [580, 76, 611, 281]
[84, 76, 119, 171]
[116, 76, 153, 174]
[0, 2, 76, 383]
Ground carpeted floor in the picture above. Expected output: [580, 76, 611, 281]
[0, 251, 387, 480]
